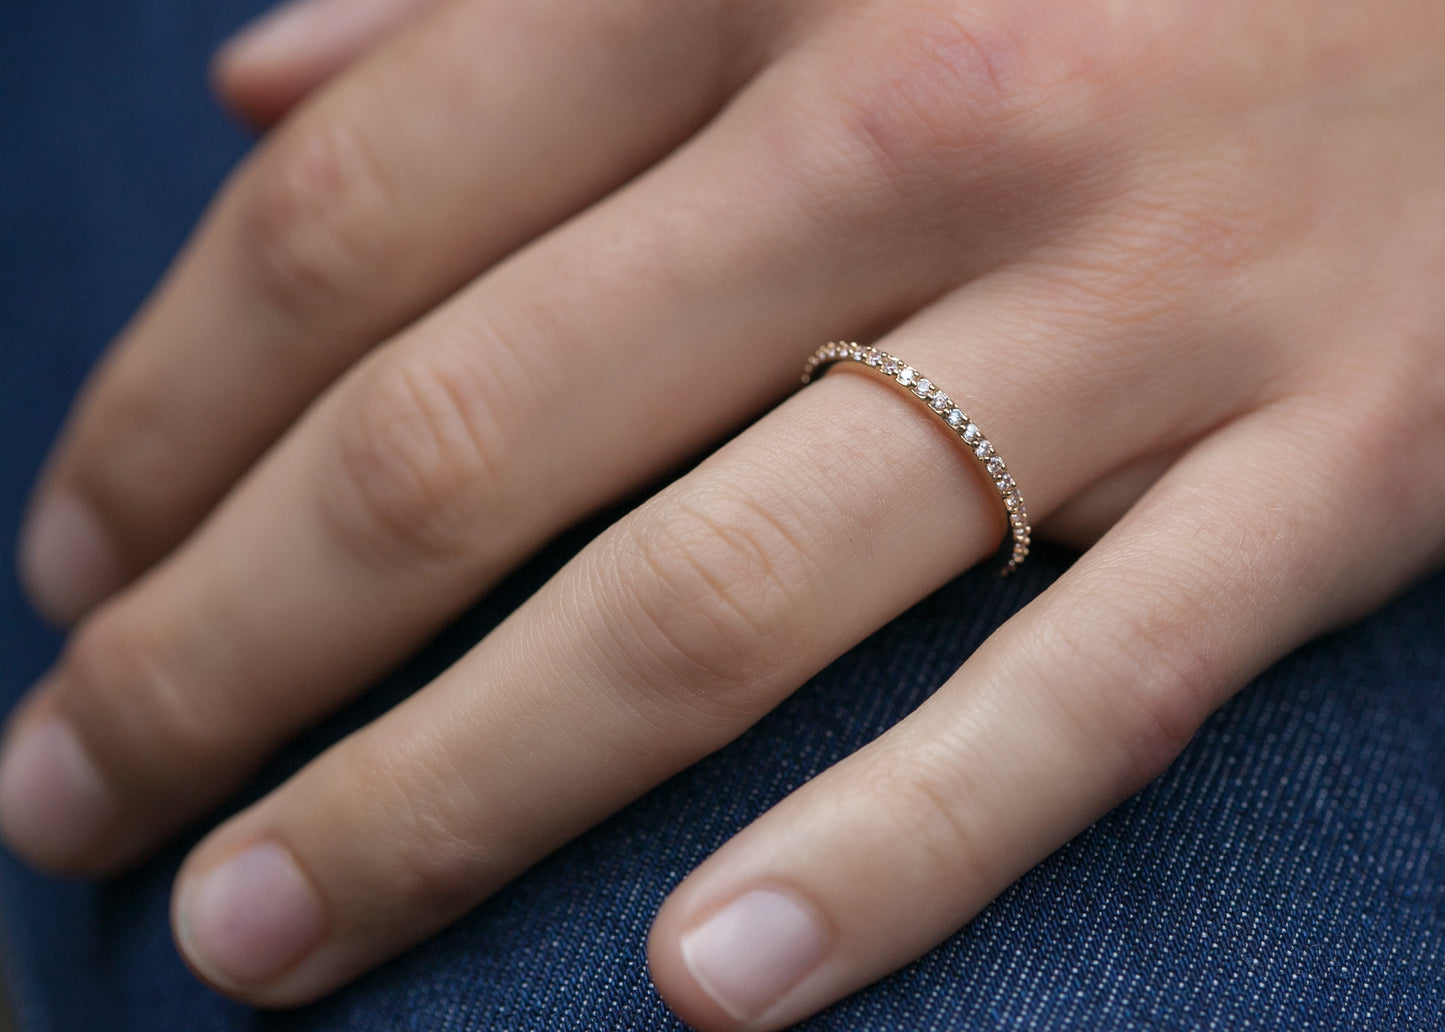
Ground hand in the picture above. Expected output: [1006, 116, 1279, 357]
[5, 0, 1444, 1028]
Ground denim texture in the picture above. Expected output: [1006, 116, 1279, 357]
[2, 3, 1444, 1030]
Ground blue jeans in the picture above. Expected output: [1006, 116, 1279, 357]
[2, 3, 1443, 1029]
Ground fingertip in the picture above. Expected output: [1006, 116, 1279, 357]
[209, 39, 307, 131]
[17, 489, 127, 627]
[210, 0, 435, 130]
[648, 896, 745, 1032]
[0, 699, 122, 874]
[173, 837, 328, 996]
[650, 883, 835, 1032]
[209, 0, 336, 130]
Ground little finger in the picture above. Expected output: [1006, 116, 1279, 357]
[649, 393, 1440, 1030]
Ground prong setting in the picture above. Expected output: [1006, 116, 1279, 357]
[801, 342, 1031, 572]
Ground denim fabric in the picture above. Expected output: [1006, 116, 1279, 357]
[2, 3, 1444, 1030]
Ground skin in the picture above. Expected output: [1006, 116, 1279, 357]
[4, 0, 1445, 1027]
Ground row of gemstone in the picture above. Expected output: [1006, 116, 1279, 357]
[803, 341, 1030, 569]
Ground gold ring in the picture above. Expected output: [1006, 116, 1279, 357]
[802, 341, 1031, 573]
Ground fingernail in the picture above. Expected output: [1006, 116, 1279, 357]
[0, 714, 119, 864]
[18, 490, 126, 625]
[680, 888, 831, 1022]
[217, 0, 335, 70]
[177, 841, 326, 988]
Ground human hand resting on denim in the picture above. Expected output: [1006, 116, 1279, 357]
[5, 0, 1445, 1027]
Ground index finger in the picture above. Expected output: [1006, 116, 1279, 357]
[20, 0, 776, 623]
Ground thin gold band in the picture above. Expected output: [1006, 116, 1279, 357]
[801, 341, 1031, 572]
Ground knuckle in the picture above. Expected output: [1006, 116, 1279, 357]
[55, 613, 235, 798]
[762, 1, 1105, 256]
[604, 483, 820, 717]
[68, 369, 189, 551]
[1097, 151, 1288, 294]
[1302, 360, 1444, 574]
[382, 815, 487, 920]
[1344, 347, 1443, 470]
[861, 744, 996, 886]
[1045, 580, 1223, 789]
[323, 343, 521, 568]
[238, 116, 394, 311]
[341, 746, 493, 919]
[1103, 614, 1217, 784]
[1387, 356, 1445, 516]
[819, 4, 1073, 194]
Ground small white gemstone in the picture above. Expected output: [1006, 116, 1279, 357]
[849, 346, 864, 360]
[882, 358, 900, 375]
[986, 456, 1006, 477]
[998, 473, 1015, 492]
[962, 423, 982, 445]
[974, 440, 994, 460]
[865, 349, 882, 366]
[897, 366, 917, 386]
[1008, 489, 1024, 510]
[912, 377, 932, 397]
[1011, 513, 1025, 527]
[930, 393, 951, 412]
[946, 408, 966, 427]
